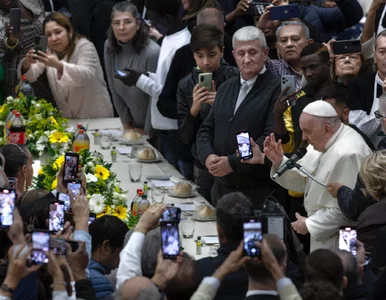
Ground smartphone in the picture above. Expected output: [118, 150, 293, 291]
[67, 180, 81, 198]
[63, 152, 79, 183]
[160, 207, 181, 223]
[34, 35, 48, 53]
[161, 222, 180, 260]
[0, 188, 16, 227]
[10, 8, 21, 34]
[115, 69, 127, 77]
[243, 218, 262, 257]
[266, 216, 285, 241]
[237, 130, 252, 160]
[269, 4, 300, 20]
[57, 192, 71, 212]
[31, 230, 50, 264]
[49, 201, 65, 234]
[51, 238, 79, 255]
[332, 39, 362, 55]
[88, 213, 96, 225]
[245, 2, 271, 16]
[339, 226, 357, 256]
[281, 75, 295, 95]
[198, 73, 212, 91]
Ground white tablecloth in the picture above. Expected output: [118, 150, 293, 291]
[68, 118, 218, 259]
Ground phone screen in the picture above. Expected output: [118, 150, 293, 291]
[339, 227, 357, 256]
[57, 192, 71, 212]
[31, 231, 50, 264]
[0, 189, 16, 227]
[267, 216, 284, 241]
[161, 223, 180, 259]
[51, 238, 67, 256]
[243, 219, 262, 257]
[49, 202, 65, 233]
[67, 181, 81, 198]
[88, 213, 96, 225]
[237, 131, 252, 160]
[115, 69, 127, 77]
[63, 153, 79, 182]
[160, 207, 181, 223]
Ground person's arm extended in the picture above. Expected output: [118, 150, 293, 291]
[313, 0, 364, 32]
[361, 0, 379, 44]
[136, 73, 163, 99]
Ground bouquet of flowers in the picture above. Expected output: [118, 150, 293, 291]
[0, 94, 137, 228]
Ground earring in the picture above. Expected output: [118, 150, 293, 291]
[24, 178, 27, 191]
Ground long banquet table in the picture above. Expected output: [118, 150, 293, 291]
[67, 118, 218, 259]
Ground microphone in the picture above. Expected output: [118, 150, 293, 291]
[272, 147, 307, 180]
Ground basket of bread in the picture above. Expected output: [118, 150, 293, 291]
[193, 203, 216, 221]
[120, 130, 146, 144]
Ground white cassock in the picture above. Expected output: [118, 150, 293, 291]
[271, 124, 372, 251]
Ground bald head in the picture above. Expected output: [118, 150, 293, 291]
[119, 277, 161, 300]
[197, 7, 224, 31]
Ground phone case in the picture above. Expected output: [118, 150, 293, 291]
[198, 73, 212, 91]
[10, 8, 21, 34]
[332, 40, 362, 55]
[281, 75, 295, 95]
[269, 4, 300, 21]
[34, 36, 48, 53]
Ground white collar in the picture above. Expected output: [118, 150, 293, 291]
[240, 66, 267, 86]
[376, 72, 384, 86]
[246, 290, 278, 297]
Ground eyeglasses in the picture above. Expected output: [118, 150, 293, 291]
[336, 54, 361, 62]
[111, 20, 133, 27]
[374, 110, 386, 119]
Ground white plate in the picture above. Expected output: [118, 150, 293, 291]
[168, 191, 196, 198]
[136, 157, 162, 163]
[119, 136, 146, 145]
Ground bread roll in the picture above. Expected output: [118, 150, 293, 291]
[124, 131, 142, 141]
[137, 148, 156, 160]
[173, 181, 192, 196]
[197, 205, 215, 218]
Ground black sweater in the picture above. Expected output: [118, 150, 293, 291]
[197, 70, 280, 188]
[177, 62, 239, 168]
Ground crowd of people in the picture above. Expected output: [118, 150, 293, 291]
[1, 0, 386, 299]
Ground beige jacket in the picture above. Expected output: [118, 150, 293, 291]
[20, 38, 113, 119]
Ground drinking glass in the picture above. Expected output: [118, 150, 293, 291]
[129, 163, 142, 182]
[181, 218, 195, 238]
[151, 188, 164, 203]
[100, 134, 111, 150]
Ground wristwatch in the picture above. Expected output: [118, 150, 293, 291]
[0, 283, 14, 295]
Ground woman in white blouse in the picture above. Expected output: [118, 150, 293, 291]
[20, 12, 113, 119]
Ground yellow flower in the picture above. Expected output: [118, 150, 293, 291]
[114, 206, 127, 221]
[0, 105, 7, 115]
[48, 116, 59, 127]
[53, 155, 64, 171]
[38, 168, 44, 175]
[51, 178, 57, 189]
[49, 131, 69, 144]
[95, 165, 110, 180]
[97, 206, 111, 218]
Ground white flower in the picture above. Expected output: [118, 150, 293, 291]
[85, 173, 98, 183]
[87, 161, 94, 168]
[89, 194, 106, 214]
[6, 96, 13, 102]
[36, 135, 48, 152]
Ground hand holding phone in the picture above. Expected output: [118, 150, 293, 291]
[243, 218, 262, 257]
[198, 73, 212, 91]
[34, 35, 48, 54]
[269, 4, 300, 20]
[160, 207, 181, 223]
[10, 8, 21, 35]
[49, 202, 65, 233]
[67, 181, 81, 199]
[63, 152, 79, 184]
[339, 226, 357, 256]
[0, 189, 16, 227]
[115, 69, 128, 77]
[161, 223, 180, 260]
[31, 230, 50, 264]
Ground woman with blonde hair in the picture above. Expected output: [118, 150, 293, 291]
[357, 150, 386, 253]
[19, 12, 113, 119]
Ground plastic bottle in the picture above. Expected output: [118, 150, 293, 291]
[4, 108, 15, 138]
[196, 236, 202, 255]
[8, 112, 26, 144]
[143, 181, 149, 196]
[72, 124, 82, 142]
[131, 190, 143, 216]
[137, 194, 150, 217]
[72, 129, 90, 152]
[18, 76, 34, 98]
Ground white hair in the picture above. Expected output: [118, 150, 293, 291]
[276, 21, 310, 41]
[380, 94, 386, 116]
[232, 26, 267, 49]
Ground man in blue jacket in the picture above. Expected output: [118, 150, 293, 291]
[89, 215, 129, 300]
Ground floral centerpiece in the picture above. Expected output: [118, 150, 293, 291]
[0, 95, 137, 228]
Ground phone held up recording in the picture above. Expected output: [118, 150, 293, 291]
[0, 188, 16, 228]
[160, 206, 181, 260]
[237, 130, 252, 160]
[243, 218, 263, 258]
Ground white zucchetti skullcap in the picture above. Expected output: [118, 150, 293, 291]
[302, 100, 338, 117]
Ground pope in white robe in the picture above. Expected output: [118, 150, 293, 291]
[246, 101, 372, 251]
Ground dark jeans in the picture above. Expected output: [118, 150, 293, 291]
[194, 166, 214, 204]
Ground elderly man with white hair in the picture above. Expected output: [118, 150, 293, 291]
[196, 26, 281, 207]
[245, 100, 372, 250]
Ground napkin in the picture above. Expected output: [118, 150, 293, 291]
[116, 147, 132, 154]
